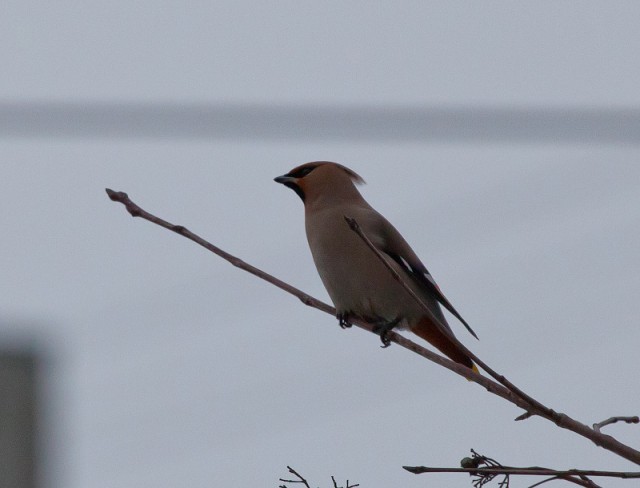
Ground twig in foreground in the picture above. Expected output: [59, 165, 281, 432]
[404, 465, 640, 483]
[408, 448, 640, 487]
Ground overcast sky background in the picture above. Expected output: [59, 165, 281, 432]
[2, 2, 640, 488]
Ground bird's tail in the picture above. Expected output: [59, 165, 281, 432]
[411, 317, 478, 373]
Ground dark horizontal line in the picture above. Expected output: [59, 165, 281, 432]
[1, 101, 640, 143]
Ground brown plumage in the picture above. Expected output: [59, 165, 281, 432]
[275, 162, 477, 370]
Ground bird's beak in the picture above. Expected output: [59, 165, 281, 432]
[274, 175, 296, 185]
[275, 174, 305, 201]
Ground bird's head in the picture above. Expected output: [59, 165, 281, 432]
[274, 161, 364, 204]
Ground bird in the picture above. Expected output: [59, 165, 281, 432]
[275, 161, 478, 371]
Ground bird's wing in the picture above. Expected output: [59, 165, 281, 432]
[373, 214, 479, 340]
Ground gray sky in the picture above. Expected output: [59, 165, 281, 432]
[2, 2, 640, 488]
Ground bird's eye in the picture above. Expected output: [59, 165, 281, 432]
[290, 166, 315, 178]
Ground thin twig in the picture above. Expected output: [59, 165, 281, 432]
[330, 475, 360, 488]
[105, 189, 334, 316]
[593, 416, 640, 433]
[515, 412, 533, 421]
[106, 189, 640, 466]
[278, 467, 358, 488]
[458, 450, 599, 488]
[279, 466, 311, 488]
[403, 466, 639, 480]
[528, 475, 597, 488]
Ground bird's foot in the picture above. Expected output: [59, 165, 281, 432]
[373, 317, 401, 348]
[337, 313, 352, 329]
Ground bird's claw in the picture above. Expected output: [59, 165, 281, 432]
[373, 318, 401, 348]
[337, 313, 352, 329]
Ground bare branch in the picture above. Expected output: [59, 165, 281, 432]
[105, 188, 335, 316]
[106, 189, 640, 466]
[404, 466, 640, 481]
[407, 449, 640, 487]
[279, 466, 311, 488]
[527, 476, 598, 488]
[593, 416, 640, 433]
[330, 475, 359, 488]
[278, 467, 358, 488]
[343, 215, 640, 466]
[104, 190, 512, 388]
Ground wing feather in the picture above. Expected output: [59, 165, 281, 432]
[376, 215, 479, 340]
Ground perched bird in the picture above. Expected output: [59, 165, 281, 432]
[275, 162, 478, 370]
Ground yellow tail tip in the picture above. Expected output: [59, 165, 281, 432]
[466, 363, 479, 380]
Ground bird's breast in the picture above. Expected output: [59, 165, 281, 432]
[304, 207, 421, 325]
